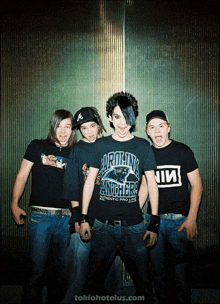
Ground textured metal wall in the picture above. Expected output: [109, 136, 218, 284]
[1, 0, 219, 264]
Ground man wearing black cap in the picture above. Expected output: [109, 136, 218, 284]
[145, 110, 203, 304]
[61, 107, 120, 303]
[79, 92, 159, 303]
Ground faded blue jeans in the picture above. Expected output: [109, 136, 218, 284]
[81, 219, 155, 304]
[145, 214, 194, 304]
[24, 210, 70, 304]
[61, 233, 122, 303]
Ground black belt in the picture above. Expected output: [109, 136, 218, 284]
[97, 218, 142, 227]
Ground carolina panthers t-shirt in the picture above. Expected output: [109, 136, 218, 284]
[88, 135, 157, 221]
[148, 140, 198, 216]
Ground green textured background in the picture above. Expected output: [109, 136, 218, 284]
[1, 0, 219, 261]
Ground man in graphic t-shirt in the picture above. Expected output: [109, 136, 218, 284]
[145, 110, 203, 304]
[79, 92, 159, 303]
[11, 110, 76, 304]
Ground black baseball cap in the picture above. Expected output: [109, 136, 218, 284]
[73, 107, 99, 129]
[146, 110, 168, 124]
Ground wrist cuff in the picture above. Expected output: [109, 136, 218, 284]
[70, 206, 81, 223]
[147, 214, 160, 234]
[80, 214, 89, 223]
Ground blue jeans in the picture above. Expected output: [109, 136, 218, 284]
[145, 214, 194, 304]
[61, 233, 122, 303]
[82, 219, 155, 303]
[24, 211, 70, 304]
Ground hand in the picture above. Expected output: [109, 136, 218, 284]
[75, 222, 80, 234]
[11, 204, 26, 226]
[178, 218, 198, 240]
[143, 230, 157, 247]
[80, 222, 91, 241]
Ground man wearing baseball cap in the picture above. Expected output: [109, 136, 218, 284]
[145, 110, 203, 304]
[61, 107, 120, 303]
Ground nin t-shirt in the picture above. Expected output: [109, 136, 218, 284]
[24, 139, 71, 208]
[88, 135, 157, 222]
[148, 140, 198, 215]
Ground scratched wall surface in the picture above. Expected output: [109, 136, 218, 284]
[1, 0, 219, 262]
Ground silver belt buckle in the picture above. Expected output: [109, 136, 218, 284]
[114, 220, 121, 226]
[54, 210, 61, 215]
[173, 214, 183, 220]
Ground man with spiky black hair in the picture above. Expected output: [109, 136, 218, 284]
[79, 92, 159, 303]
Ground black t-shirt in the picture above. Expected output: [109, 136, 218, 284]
[148, 140, 198, 215]
[88, 135, 157, 222]
[24, 139, 71, 208]
[62, 140, 100, 222]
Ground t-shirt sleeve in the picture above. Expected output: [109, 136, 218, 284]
[181, 145, 198, 173]
[62, 147, 80, 201]
[143, 141, 157, 172]
[87, 141, 100, 169]
[23, 140, 39, 163]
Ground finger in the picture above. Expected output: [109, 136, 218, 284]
[146, 239, 155, 247]
[146, 236, 156, 247]
[81, 229, 91, 241]
[143, 232, 149, 240]
[81, 235, 90, 241]
[177, 225, 183, 232]
[187, 230, 193, 240]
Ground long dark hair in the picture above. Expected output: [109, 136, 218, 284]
[46, 109, 76, 147]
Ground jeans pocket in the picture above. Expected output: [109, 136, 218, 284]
[174, 216, 187, 229]
[92, 219, 105, 231]
[145, 214, 151, 226]
[128, 221, 146, 233]
[29, 212, 47, 224]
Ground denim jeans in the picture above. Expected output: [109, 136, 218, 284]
[24, 211, 70, 304]
[145, 214, 194, 304]
[61, 233, 122, 303]
[82, 219, 155, 304]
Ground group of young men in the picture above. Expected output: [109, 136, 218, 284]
[11, 92, 202, 304]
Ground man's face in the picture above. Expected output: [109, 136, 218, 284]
[109, 105, 132, 141]
[55, 118, 72, 146]
[147, 117, 170, 148]
[80, 121, 99, 143]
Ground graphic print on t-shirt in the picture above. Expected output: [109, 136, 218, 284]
[155, 165, 182, 188]
[99, 151, 139, 201]
[41, 153, 67, 169]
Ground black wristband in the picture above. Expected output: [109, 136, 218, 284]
[80, 214, 89, 223]
[147, 214, 160, 234]
[70, 206, 81, 223]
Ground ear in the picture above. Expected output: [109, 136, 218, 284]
[145, 126, 149, 136]
[168, 125, 171, 133]
[108, 114, 113, 123]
